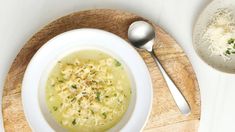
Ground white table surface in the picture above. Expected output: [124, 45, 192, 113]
[1, 0, 235, 132]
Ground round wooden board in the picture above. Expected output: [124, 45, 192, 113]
[2, 9, 200, 132]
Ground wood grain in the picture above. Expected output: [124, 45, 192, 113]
[2, 9, 200, 132]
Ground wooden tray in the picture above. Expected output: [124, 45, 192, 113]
[2, 9, 200, 132]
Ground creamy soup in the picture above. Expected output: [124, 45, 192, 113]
[45, 50, 131, 132]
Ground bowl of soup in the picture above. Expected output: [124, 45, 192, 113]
[22, 29, 153, 132]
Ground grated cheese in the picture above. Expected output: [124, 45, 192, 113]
[202, 8, 235, 61]
[45, 50, 131, 132]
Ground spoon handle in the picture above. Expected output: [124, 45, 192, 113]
[150, 51, 191, 115]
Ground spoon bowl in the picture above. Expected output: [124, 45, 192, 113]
[128, 21, 155, 49]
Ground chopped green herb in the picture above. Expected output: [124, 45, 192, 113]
[78, 110, 81, 113]
[102, 112, 107, 119]
[105, 96, 109, 98]
[96, 92, 101, 101]
[71, 84, 77, 89]
[226, 50, 231, 55]
[228, 38, 234, 44]
[71, 97, 76, 102]
[232, 51, 235, 54]
[58, 80, 64, 83]
[91, 110, 94, 115]
[53, 106, 58, 111]
[115, 60, 121, 67]
[72, 119, 76, 125]
[114, 93, 117, 97]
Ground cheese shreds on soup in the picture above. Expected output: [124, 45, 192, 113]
[45, 50, 131, 132]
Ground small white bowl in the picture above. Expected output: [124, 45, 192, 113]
[193, 0, 235, 73]
[22, 29, 153, 132]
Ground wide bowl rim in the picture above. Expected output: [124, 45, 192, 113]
[22, 28, 153, 132]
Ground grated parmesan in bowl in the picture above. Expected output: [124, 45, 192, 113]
[202, 8, 235, 61]
[193, 0, 235, 73]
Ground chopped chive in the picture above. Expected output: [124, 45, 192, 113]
[53, 106, 58, 111]
[102, 112, 107, 119]
[96, 92, 101, 101]
[228, 38, 234, 44]
[58, 80, 64, 83]
[72, 119, 76, 125]
[91, 110, 94, 115]
[115, 60, 121, 66]
[67, 95, 73, 99]
[226, 50, 231, 55]
[71, 84, 77, 89]
[71, 97, 76, 102]
[105, 96, 109, 98]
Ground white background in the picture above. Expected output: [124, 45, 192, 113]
[1, 0, 235, 132]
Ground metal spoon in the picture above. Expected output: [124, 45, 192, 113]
[128, 21, 191, 115]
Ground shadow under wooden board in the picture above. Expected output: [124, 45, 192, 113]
[2, 9, 200, 132]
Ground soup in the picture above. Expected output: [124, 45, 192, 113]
[45, 50, 131, 132]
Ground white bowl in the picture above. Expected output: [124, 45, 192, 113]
[193, 0, 235, 73]
[22, 29, 153, 132]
